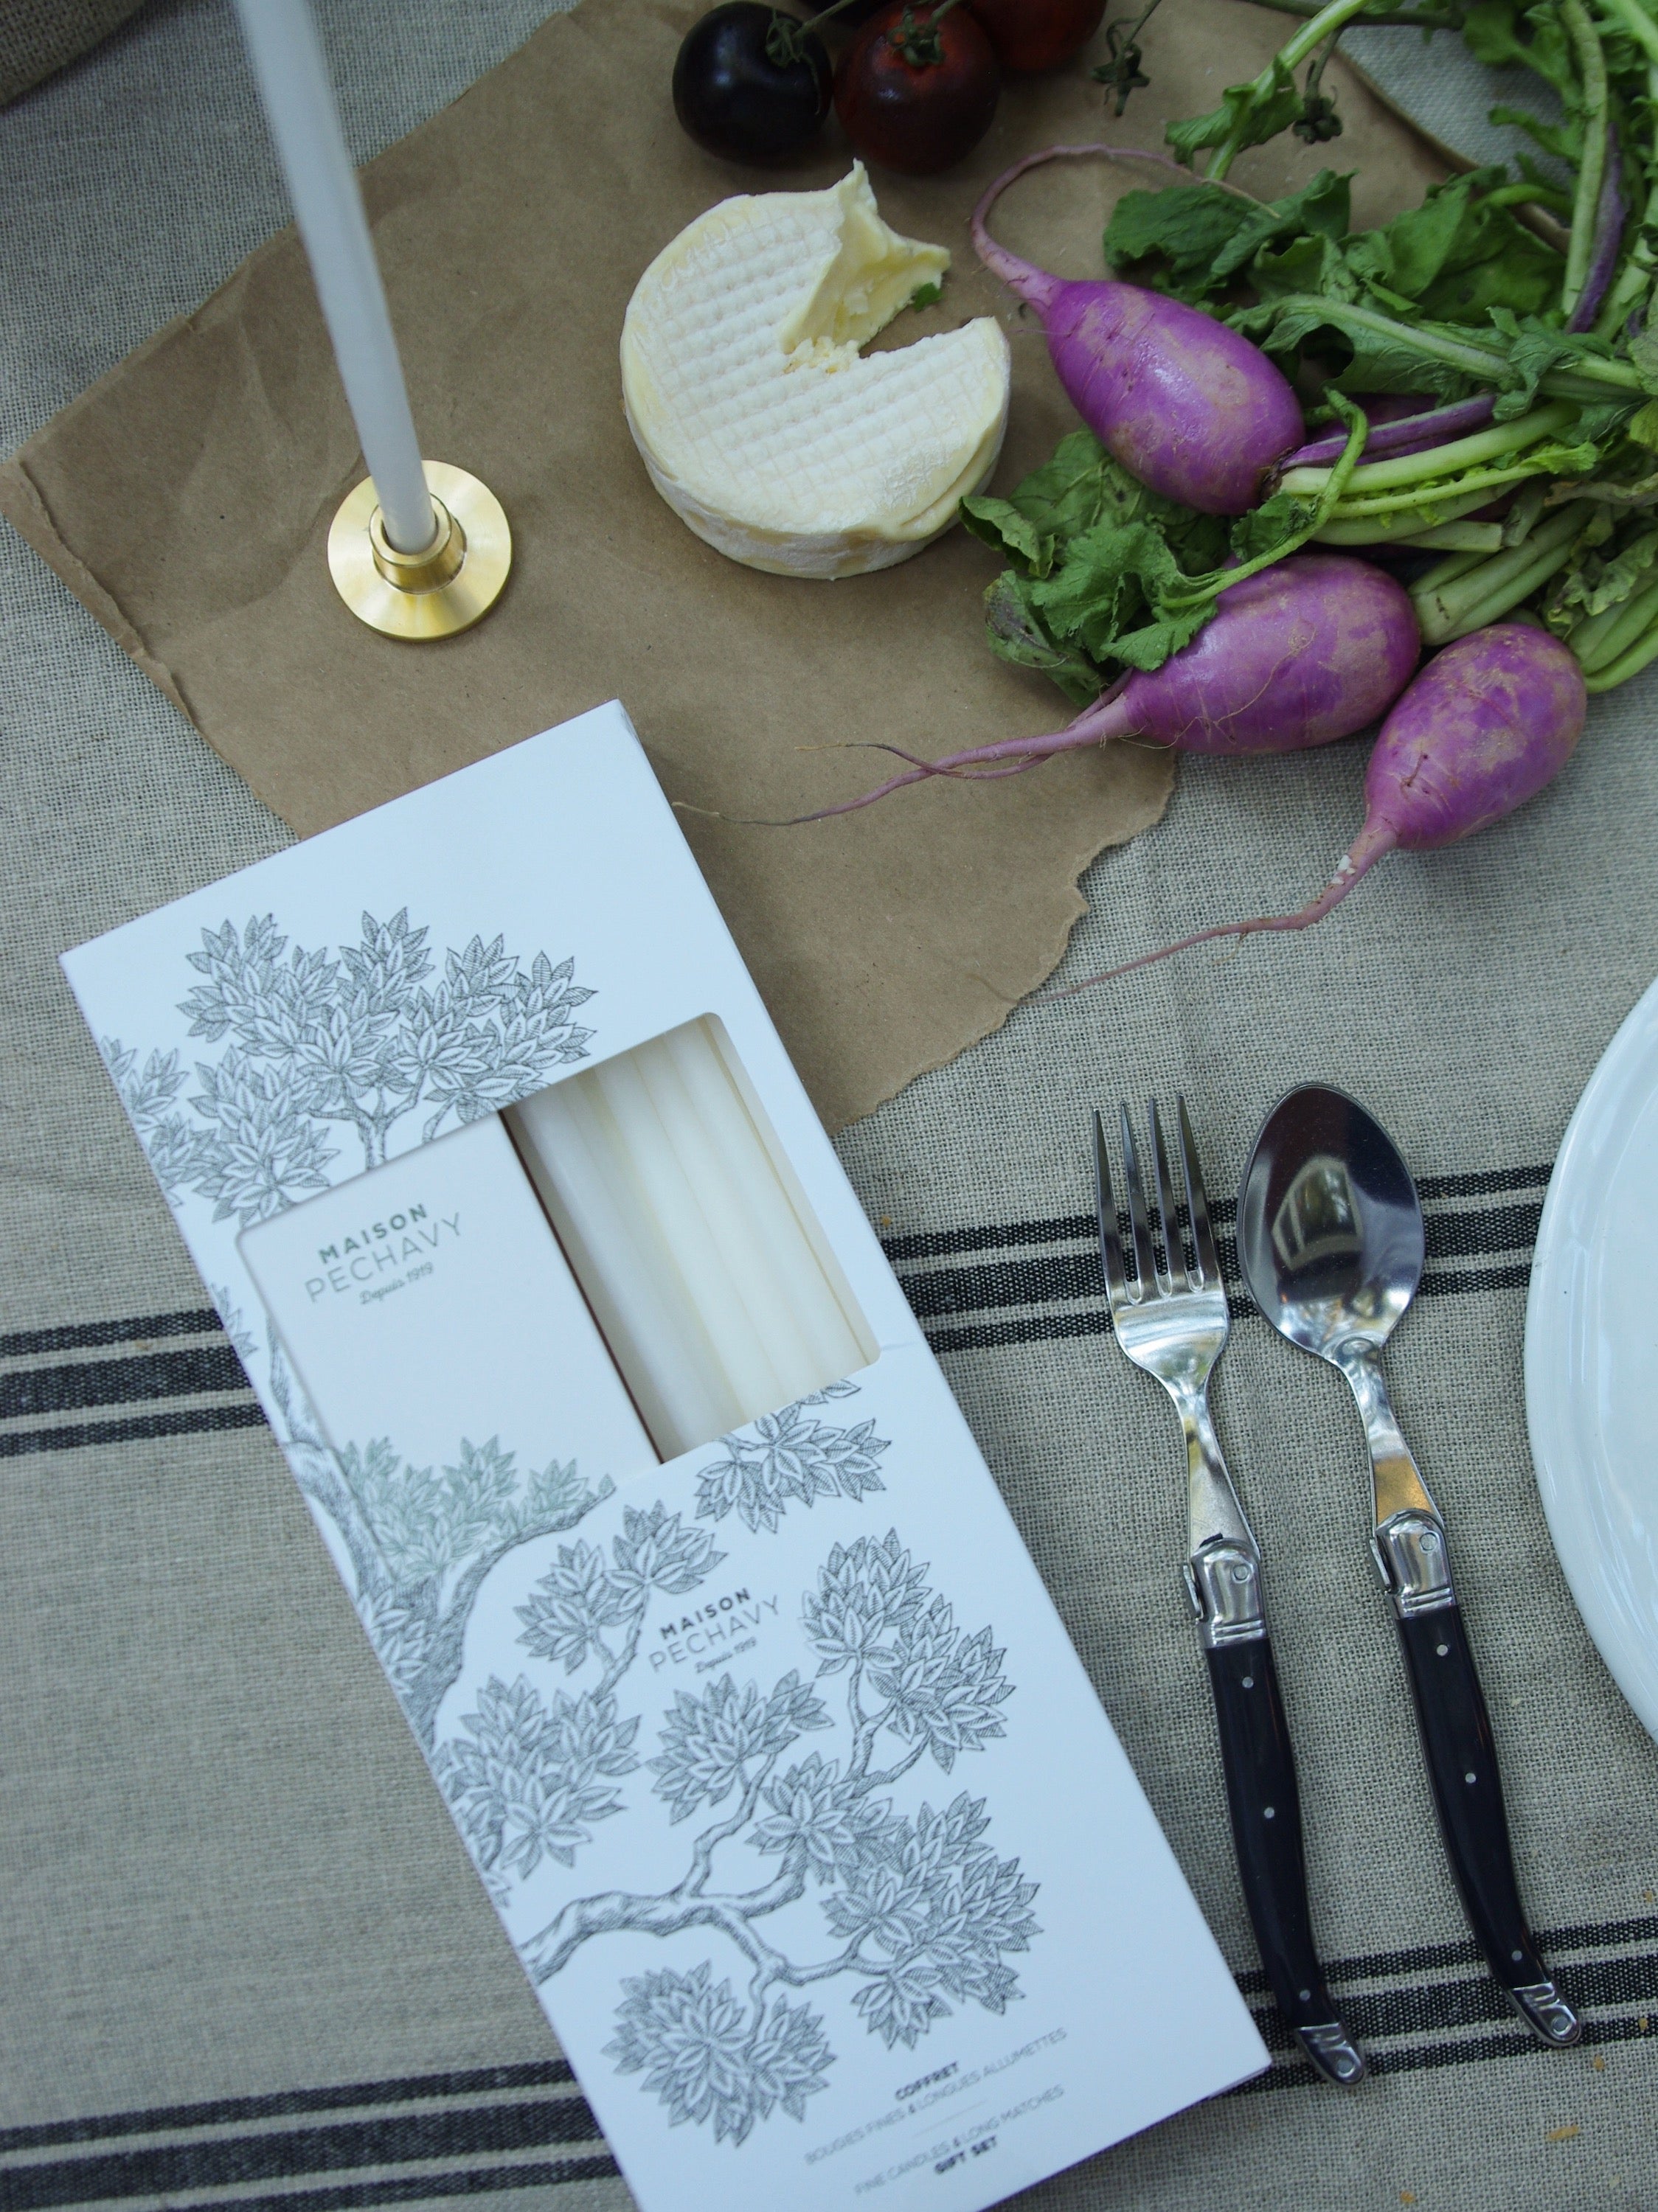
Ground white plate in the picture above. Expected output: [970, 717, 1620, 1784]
[1526, 973, 1658, 1743]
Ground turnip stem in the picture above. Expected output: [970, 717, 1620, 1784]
[1583, 614, 1658, 686]
[1278, 403, 1576, 498]
[1260, 293, 1644, 394]
[1204, 0, 1380, 181]
[1279, 395, 1496, 471]
[1327, 451, 1589, 523]
[1572, 571, 1658, 669]
[1482, 181, 1575, 215]
[1411, 500, 1595, 641]
[971, 142, 1257, 310]
[1559, 0, 1611, 324]
[1395, 521, 1507, 551]
[1410, 549, 1492, 591]
[1592, 0, 1658, 70]
[1502, 479, 1549, 546]
[1566, 591, 1638, 669]
[1241, 0, 1466, 21]
[1314, 487, 1502, 542]
[1594, 65, 1658, 336]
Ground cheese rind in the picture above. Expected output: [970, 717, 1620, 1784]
[621, 166, 1011, 580]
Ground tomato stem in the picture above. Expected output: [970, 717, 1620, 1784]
[1095, 0, 1165, 115]
[888, 0, 966, 67]
[766, 0, 861, 68]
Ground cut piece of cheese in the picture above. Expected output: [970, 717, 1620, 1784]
[621, 164, 1011, 580]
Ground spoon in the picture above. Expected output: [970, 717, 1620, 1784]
[1238, 1085, 1580, 2048]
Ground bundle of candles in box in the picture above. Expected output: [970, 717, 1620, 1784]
[507, 1017, 873, 1458]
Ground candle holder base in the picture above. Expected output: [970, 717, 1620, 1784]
[328, 461, 510, 639]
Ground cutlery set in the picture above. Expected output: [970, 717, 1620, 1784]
[1092, 1085, 1579, 2084]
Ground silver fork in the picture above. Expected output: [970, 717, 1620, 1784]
[1095, 1099, 1364, 2087]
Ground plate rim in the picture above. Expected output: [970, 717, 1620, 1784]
[1525, 970, 1658, 1744]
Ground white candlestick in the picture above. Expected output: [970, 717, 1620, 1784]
[235, 0, 437, 554]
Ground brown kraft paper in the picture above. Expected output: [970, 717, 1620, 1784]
[0, 0, 1453, 1130]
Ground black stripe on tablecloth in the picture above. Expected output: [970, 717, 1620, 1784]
[921, 1263, 1537, 1357]
[0, 1402, 271, 1460]
[0, 1165, 1553, 1458]
[1231, 1916, 1658, 2091]
[165, 2163, 623, 2212]
[895, 1207, 1542, 1322]
[0, 1307, 260, 1459]
[0, 2097, 609, 2210]
[0, 2160, 623, 2212]
[0, 1311, 223, 1360]
[0, 1924, 1650, 2206]
[0, 1345, 249, 1421]
[0, 2067, 577, 2157]
[878, 1164, 1553, 1264]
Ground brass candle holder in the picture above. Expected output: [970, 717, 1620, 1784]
[327, 459, 510, 640]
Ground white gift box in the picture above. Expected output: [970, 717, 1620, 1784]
[63, 703, 1265, 2212]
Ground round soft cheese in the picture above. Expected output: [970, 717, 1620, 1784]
[621, 165, 1011, 580]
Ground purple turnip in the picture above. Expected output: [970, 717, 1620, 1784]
[971, 144, 1305, 515]
[792, 554, 1421, 818]
[1048, 623, 1587, 993]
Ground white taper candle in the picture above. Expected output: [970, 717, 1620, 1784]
[507, 1020, 874, 1460]
[631, 1037, 817, 1402]
[235, 0, 437, 554]
[508, 1077, 738, 1458]
[592, 1051, 785, 1420]
[665, 1023, 867, 1385]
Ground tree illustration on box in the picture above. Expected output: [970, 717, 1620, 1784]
[215, 1292, 615, 1749]
[103, 908, 596, 1224]
[336, 1433, 617, 1750]
[435, 1502, 726, 1879]
[499, 1526, 1039, 2149]
[430, 1392, 892, 1880]
[693, 1381, 889, 1532]
[108, 907, 601, 1738]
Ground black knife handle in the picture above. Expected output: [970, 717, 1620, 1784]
[1395, 1604, 1580, 2045]
[1204, 1636, 1366, 2084]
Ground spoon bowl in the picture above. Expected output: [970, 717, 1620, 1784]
[1238, 1085, 1423, 1360]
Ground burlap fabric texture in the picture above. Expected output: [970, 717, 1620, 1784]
[0, 0, 145, 107]
[2, 5, 1657, 2211]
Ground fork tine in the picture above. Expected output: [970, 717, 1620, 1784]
[1092, 1110, 1130, 1311]
[1148, 1099, 1190, 1291]
[1118, 1104, 1159, 1292]
[1176, 1093, 1222, 1288]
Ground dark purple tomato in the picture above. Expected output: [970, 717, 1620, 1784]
[967, 0, 1106, 72]
[673, 4, 833, 164]
[833, 3, 1000, 175]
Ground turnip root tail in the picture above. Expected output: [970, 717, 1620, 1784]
[778, 689, 1138, 824]
[1041, 820, 1400, 1000]
[780, 554, 1420, 824]
[970, 142, 1253, 313]
[1041, 622, 1586, 1000]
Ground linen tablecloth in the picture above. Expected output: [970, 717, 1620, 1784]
[3, 6, 1656, 2210]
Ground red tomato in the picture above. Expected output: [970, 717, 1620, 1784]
[967, 0, 1106, 72]
[833, 3, 1001, 175]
